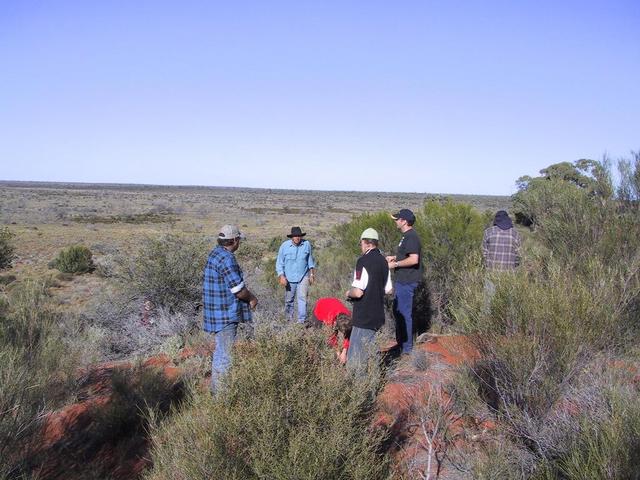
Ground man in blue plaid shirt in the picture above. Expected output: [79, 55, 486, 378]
[203, 224, 258, 392]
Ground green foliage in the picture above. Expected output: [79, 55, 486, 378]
[413, 199, 491, 322]
[145, 327, 389, 480]
[0, 227, 16, 270]
[50, 244, 94, 274]
[332, 211, 400, 257]
[13, 364, 185, 479]
[616, 150, 640, 208]
[117, 234, 208, 312]
[0, 281, 77, 477]
[450, 155, 640, 477]
[454, 260, 630, 423]
[540, 384, 640, 480]
[513, 158, 613, 227]
[314, 212, 398, 300]
[315, 202, 489, 325]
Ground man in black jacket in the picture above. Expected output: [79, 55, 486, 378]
[345, 228, 392, 372]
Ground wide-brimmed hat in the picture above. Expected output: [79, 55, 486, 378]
[287, 226, 306, 238]
[390, 208, 416, 225]
[218, 224, 245, 240]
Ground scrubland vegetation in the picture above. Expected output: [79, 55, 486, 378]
[145, 325, 388, 480]
[1, 154, 639, 479]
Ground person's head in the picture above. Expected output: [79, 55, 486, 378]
[391, 209, 416, 232]
[493, 210, 513, 230]
[334, 313, 352, 336]
[359, 228, 379, 253]
[287, 226, 306, 246]
[217, 224, 245, 252]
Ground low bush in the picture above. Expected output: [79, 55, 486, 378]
[0, 281, 78, 477]
[145, 326, 389, 480]
[318, 202, 489, 327]
[14, 363, 185, 479]
[314, 211, 398, 301]
[540, 380, 640, 480]
[85, 292, 201, 358]
[414, 199, 491, 324]
[453, 258, 638, 456]
[445, 157, 640, 478]
[0, 226, 16, 270]
[50, 244, 94, 274]
[116, 234, 208, 313]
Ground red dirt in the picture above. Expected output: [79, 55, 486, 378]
[24, 342, 213, 480]
[26, 334, 500, 479]
[376, 335, 488, 479]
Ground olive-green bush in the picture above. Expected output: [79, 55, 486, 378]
[413, 199, 491, 323]
[116, 234, 208, 312]
[50, 244, 94, 274]
[450, 156, 640, 478]
[0, 226, 16, 270]
[0, 281, 78, 477]
[144, 326, 389, 480]
[317, 201, 489, 326]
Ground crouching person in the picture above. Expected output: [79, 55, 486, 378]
[203, 225, 258, 393]
[313, 297, 352, 364]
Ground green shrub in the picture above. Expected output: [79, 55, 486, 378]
[50, 244, 94, 273]
[145, 326, 389, 480]
[448, 156, 640, 477]
[413, 199, 491, 323]
[15, 365, 185, 479]
[0, 226, 16, 270]
[116, 234, 208, 312]
[314, 212, 398, 301]
[450, 251, 640, 475]
[316, 202, 488, 327]
[540, 383, 640, 480]
[0, 281, 77, 476]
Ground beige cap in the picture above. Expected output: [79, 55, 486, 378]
[360, 227, 379, 241]
[218, 225, 245, 240]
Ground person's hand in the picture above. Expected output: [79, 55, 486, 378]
[338, 349, 347, 365]
[249, 296, 258, 310]
[345, 289, 351, 299]
[385, 255, 396, 263]
[309, 273, 315, 285]
[278, 275, 288, 287]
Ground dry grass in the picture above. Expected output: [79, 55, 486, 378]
[0, 180, 509, 312]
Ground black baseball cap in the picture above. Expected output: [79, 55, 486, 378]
[390, 209, 416, 224]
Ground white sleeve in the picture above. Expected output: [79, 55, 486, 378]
[351, 266, 369, 291]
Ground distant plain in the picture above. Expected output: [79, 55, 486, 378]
[0, 180, 510, 281]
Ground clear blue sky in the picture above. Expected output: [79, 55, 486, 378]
[1, 1, 638, 195]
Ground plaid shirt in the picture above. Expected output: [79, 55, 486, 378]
[482, 226, 521, 271]
[203, 246, 251, 333]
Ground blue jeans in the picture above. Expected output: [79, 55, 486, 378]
[393, 281, 418, 354]
[211, 322, 238, 393]
[284, 274, 309, 323]
[346, 326, 377, 374]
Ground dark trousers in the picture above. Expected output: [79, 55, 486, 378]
[393, 281, 418, 354]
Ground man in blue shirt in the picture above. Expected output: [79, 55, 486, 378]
[203, 224, 258, 392]
[276, 226, 316, 323]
